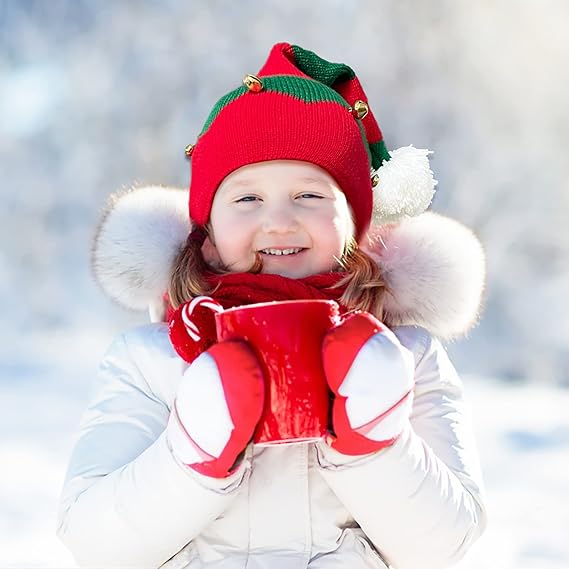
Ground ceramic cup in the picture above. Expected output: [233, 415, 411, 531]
[215, 299, 341, 445]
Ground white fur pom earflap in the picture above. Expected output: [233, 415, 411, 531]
[373, 146, 437, 225]
[92, 186, 191, 311]
[363, 212, 486, 339]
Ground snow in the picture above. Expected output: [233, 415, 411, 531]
[1, 333, 568, 568]
[455, 378, 569, 569]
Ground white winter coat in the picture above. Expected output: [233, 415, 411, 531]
[57, 187, 488, 568]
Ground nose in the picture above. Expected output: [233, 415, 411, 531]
[261, 202, 298, 234]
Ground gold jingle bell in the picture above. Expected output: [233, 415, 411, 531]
[184, 143, 195, 159]
[243, 74, 263, 93]
[351, 100, 369, 120]
[371, 173, 380, 188]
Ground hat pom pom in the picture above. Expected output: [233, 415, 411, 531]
[372, 145, 437, 224]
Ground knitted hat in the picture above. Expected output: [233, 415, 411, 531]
[186, 42, 436, 239]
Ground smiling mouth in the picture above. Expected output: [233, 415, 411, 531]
[258, 247, 305, 256]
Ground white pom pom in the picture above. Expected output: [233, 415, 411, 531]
[372, 145, 437, 224]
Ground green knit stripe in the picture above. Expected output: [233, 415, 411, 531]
[200, 87, 247, 134]
[291, 44, 355, 86]
[200, 76, 351, 135]
[264, 75, 350, 105]
[369, 140, 391, 169]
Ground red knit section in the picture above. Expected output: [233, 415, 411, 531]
[257, 43, 306, 77]
[189, 91, 372, 238]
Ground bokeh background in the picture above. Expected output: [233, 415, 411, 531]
[1, 1, 568, 567]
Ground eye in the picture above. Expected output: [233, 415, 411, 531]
[235, 195, 260, 203]
[297, 193, 324, 200]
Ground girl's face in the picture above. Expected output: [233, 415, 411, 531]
[209, 160, 354, 279]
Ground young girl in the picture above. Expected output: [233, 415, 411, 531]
[58, 43, 487, 568]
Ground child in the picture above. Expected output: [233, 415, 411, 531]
[58, 43, 487, 568]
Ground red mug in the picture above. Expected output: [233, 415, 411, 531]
[215, 299, 341, 445]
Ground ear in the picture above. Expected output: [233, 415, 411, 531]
[202, 235, 223, 269]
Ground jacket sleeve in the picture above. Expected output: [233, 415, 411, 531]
[316, 326, 487, 569]
[56, 329, 248, 568]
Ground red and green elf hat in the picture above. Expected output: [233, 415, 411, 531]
[187, 42, 436, 239]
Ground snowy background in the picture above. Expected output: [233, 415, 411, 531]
[1, 1, 569, 567]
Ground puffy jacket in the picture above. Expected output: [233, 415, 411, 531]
[57, 323, 486, 569]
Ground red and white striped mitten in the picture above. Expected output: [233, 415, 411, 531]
[322, 312, 415, 456]
[167, 341, 265, 478]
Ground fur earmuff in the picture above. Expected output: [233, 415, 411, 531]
[363, 213, 486, 339]
[92, 186, 191, 310]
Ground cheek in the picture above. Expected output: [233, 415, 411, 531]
[209, 215, 253, 267]
[328, 231, 347, 259]
[212, 235, 238, 264]
[321, 211, 351, 253]
[310, 220, 346, 266]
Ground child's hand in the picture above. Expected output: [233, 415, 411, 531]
[322, 312, 415, 456]
[167, 341, 264, 478]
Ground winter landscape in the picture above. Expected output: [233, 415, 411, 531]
[1, 2, 568, 567]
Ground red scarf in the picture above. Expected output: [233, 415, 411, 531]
[168, 271, 347, 362]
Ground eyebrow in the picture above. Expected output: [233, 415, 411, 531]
[297, 177, 328, 185]
[227, 179, 257, 188]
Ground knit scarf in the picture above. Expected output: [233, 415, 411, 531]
[168, 271, 347, 363]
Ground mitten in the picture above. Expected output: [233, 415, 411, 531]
[167, 340, 265, 478]
[322, 312, 415, 456]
